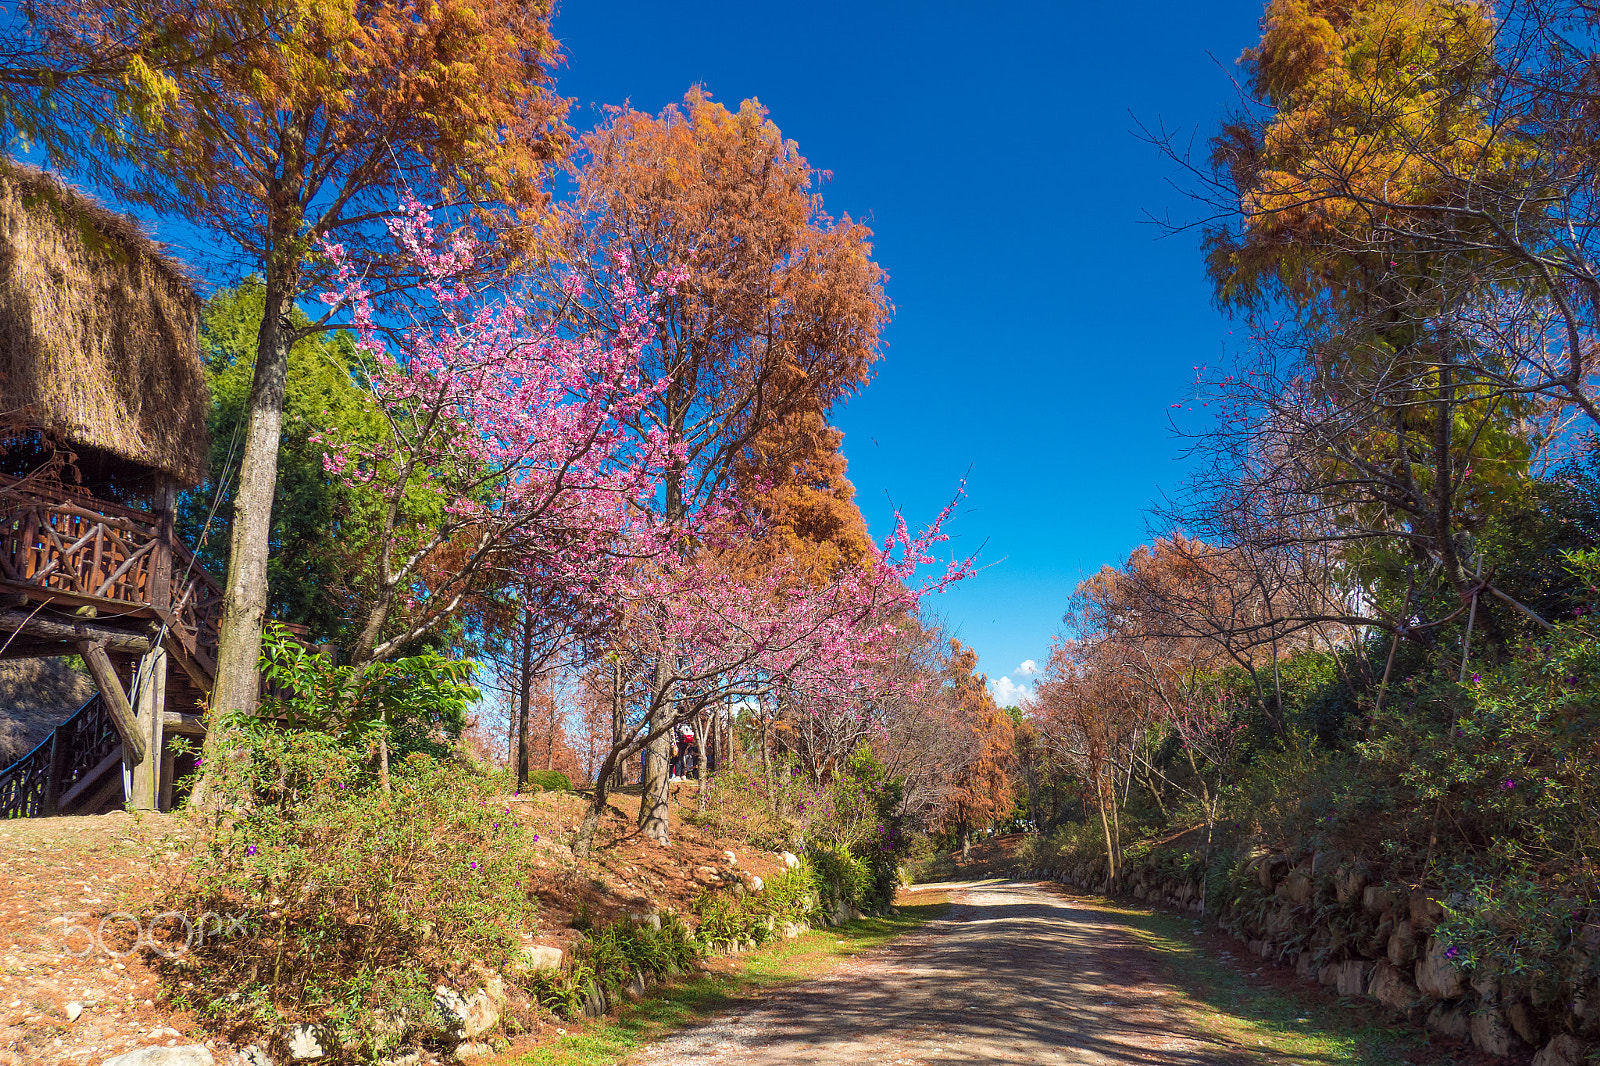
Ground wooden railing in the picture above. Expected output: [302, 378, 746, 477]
[0, 693, 120, 818]
[0, 473, 223, 672]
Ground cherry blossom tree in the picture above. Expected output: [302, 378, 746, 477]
[574, 499, 973, 854]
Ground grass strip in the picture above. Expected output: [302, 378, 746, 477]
[507, 891, 950, 1066]
[1105, 901, 1466, 1065]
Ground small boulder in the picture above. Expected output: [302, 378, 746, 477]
[1369, 961, 1421, 1016]
[749, 875, 764, 892]
[67, 1001, 84, 1023]
[1279, 872, 1314, 905]
[1335, 865, 1369, 904]
[1335, 960, 1373, 997]
[1409, 889, 1446, 932]
[1295, 952, 1316, 979]
[453, 1042, 492, 1061]
[523, 944, 564, 971]
[1361, 885, 1397, 916]
[1469, 1006, 1520, 1057]
[103, 1050, 217, 1066]
[1415, 938, 1466, 1000]
[723, 851, 738, 866]
[781, 851, 798, 868]
[1386, 920, 1419, 967]
[781, 922, 804, 939]
[284, 1024, 328, 1062]
[1425, 1003, 1471, 1041]
[375, 1051, 420, 1066]
[236, 1046, 273, 1066]
[434, 986, 498, 1040]
[1532, 1034, 1587, 1066]
[1506, 1000, 1541, 1045]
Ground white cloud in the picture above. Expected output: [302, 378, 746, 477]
[1016, 659, 1039, 677]
[991, 675, 1033, 707]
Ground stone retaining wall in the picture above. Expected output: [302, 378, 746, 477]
[1018, 859, 1596, 1066]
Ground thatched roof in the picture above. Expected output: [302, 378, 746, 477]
[0, 160, 207, 486]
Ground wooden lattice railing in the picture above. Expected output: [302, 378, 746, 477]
[0, 692, 120, 818]
[0, 473, 223, 672]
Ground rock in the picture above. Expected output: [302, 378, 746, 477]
[283, 1024, 328, 1061]
[693, 865, 722, 884]
[1369, 961, 1421, 1016]
[628, 971, 647, 998]
[781, 851, 798, 868]
[1295, 952, 1316, 979]
[1317, 964, 1339, 987]
[749, 875, 764, 892]
[434, 985, 499, 1039]
[1532, 1034, 1586, 1066]
[781, 922, 804, 939]
[66, 1000, 84, 1022]
[581, 982, 606, 1018]
[1426, 1003, 1471, 1041]
[1469, 1005, 1520, 1057]
[723, 851, 738, 866]
[1409, 888, 1446, 932]
[1387, 920, 1419, 966]
[1279, 872, 1313, 904]
[236, 1047, 273, 1066]
[1335, 960, 1373, 996]
[1335, 865, 1369, 904]
[636, 912, 662, 932]
[1311, 850, 1333, 876]
[1506, 1000, 1541, 1045]
[103, 1050, 217, 1066]
[1415, 937, 1466, 1000]
[453, 1042, 492, 1061]
[376, 1051, 420, 1066]
[1361, 885, 1397, 916]
[523, 944, 563, 971]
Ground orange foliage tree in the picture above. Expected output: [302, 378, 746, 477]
[937, 639, 1017, 860]
[92, 0, 574, 788]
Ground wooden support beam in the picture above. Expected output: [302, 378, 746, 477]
[76, 641, 146, 763]
[0, 640, 79, 660]
[1, 610, 152, 653]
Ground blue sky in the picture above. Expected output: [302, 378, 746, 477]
[554, 0, 1265, 701]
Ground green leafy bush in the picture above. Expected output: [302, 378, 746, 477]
[164, 719, 541, 1053]
[523, 769, 572, 792]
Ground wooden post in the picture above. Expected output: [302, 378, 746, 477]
[150, 476, 177, 611]
[42, 727, 69, 816]
[130, 647, 168, 810]
[78, 641, 146, 764]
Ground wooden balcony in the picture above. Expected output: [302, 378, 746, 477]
[0, 472, 222, 684]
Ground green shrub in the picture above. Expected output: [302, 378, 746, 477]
[163, 727, 542, 1053]
[523, 769, 572, 792]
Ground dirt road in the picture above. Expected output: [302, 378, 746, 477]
[629, 879, 1251, 1066]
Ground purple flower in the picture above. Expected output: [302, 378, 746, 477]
[245, 845, 259, 857]
[1501, 779, 1516, 790]
[470, 861, 479, 870]
[533, 834, 539, 842]
[1470, 673, 1481, 685]
[1446, 946, 1460, 958]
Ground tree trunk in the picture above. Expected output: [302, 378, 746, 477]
[516, 608, 532, 790]
[195, 280, 294, 806]
[575, 749, 618, 861]
[637, 658, 671, 845]
[609, 655, 624, 791]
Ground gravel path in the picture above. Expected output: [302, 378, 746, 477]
[630, 879, 1251, 1065]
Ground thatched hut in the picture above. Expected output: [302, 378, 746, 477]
[0, 159, 207, 494]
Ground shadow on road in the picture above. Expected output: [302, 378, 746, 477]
[634, 879, 1351, 1065]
